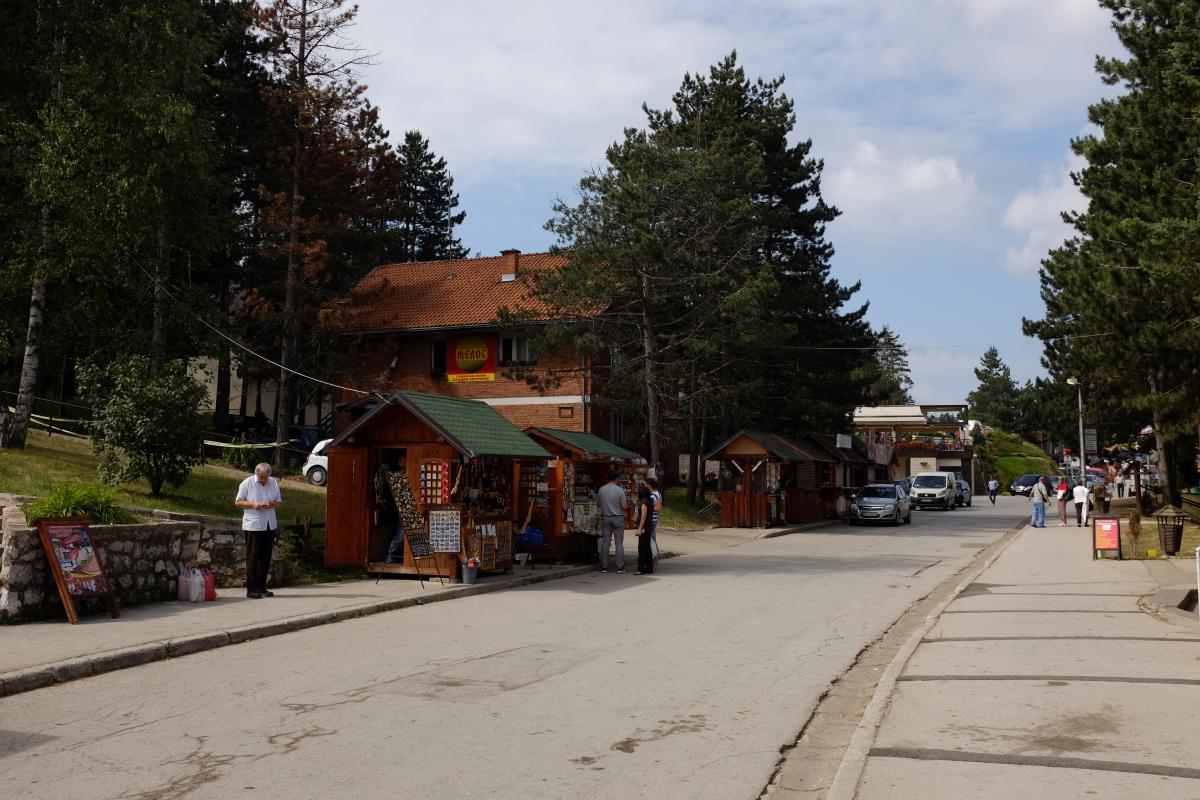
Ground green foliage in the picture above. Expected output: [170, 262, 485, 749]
[78, 355, 208, 496]
[512, 52, 871, 460]
[966, 347, 1020, 428]
[25, 481, 137, 525]
[1023, 0, 1200, 502]
[221, 438, 265, 473]
[860, 326, 914, 406]
[977, 430, 1057, 491]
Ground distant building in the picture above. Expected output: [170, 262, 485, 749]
[852, 403, 976, 486]
[331, 249, 612, 438]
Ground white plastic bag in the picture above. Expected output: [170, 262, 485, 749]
[650, 538, 660, 559]
[187, 568, 205, 603]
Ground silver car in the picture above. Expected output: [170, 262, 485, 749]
[849, 483, 912, 526]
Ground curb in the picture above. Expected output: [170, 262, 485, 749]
[0, 561, 606, 699]
[824, 522, 1028, 800]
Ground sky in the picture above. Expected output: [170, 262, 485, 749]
[351, 0, 1121, 404]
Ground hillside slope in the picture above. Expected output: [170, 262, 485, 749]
[977, 430, 1057, 491]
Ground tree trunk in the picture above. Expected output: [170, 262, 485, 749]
[275, 0, 307, 473]
[1149, 370, 1175, 507]
[640, 273, 660, 464]
[151, 232, 169, 373]
[687, 385, 700, 505]
[10, 274, 47, 449]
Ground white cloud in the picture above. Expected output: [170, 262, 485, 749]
[1001, 156, 1086, 275]
[827, 141, 977, 233]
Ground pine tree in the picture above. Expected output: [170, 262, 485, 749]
[391, 130, 467, 262]
[863, 326, 914, 405]
[1023, 0, 1200, 503]
[967, 347, 1020, 429]
[513, 52, 870, 465]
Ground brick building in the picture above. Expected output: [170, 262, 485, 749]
[333, 249, 611, 437]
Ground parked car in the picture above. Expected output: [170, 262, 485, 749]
[909, 471, 958, 510]
[302, 438, 332, 486]
[1009, 474, 1042, 496]
[955, 479, 973, 507]
[849, 484, 912, 526]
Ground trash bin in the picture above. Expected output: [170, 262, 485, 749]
[461, 562, 478, 584]
[1155, 505, 1186, 556]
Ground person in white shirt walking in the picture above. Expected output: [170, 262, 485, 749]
[1071, 480, 1090, 527]
[987, 476, 1000, 506]
[235, 463, 283, 598]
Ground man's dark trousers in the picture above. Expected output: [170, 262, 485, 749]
[245, 528, 276, 593]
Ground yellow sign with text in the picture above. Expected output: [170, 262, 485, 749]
[447, 335, 495, 383]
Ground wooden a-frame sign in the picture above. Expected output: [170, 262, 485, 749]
[34, 516, 119, 624]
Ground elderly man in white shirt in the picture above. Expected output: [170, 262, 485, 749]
[235, 463, 283, 599]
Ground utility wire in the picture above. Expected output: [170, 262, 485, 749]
[135, 263, 372, 398]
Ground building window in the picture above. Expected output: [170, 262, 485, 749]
[431, 339, 447, 376]
[500, 335, 534, 366]
[558, 406, 574, 419]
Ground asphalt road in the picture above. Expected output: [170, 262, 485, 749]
[3, 498, 1027, 800]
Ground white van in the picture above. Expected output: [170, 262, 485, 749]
[909, 471, 958, 511]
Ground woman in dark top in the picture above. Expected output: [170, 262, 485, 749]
[635, 483, 655, 575]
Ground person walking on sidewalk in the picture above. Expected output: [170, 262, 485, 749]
[597, 470, 628, 574]
[1029, 475, 1049, 527]
[1072, 479, 1090, 527]
[987, 476, 999, 506]
[1056, 477, 1070, 526]
[635, 482, 656, 575]
[235, 463, 282, 599]
[1103, 479, 1114, 514]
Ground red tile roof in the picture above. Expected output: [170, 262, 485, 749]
[335, 251, 570, 333]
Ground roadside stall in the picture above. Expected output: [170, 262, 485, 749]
[706, 431, 829, 528]
[806, 433, 870, 518]
[522, 427, 647, 562]
[323, 391, 552, 581]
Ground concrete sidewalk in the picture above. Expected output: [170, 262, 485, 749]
[842, 521, 1200, 798]
[0, 522, 820, 697]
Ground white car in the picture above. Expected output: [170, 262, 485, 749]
[302, 438, 332, 485]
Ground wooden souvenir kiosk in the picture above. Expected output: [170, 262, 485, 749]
[522, 427, 647, 562]
[706, 430, 830, 528]
[323, 391, 552, 580]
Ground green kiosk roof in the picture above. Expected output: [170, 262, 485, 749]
[334, 391, 552, 459]
[527, 427, 644, 462]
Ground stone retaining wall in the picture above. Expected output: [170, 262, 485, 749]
[0, 502, 260, 622]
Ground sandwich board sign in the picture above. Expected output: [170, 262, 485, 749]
[1092, 516, 1121, 560]
[34, 516, 120, 624]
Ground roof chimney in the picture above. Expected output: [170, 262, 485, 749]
[500, 248, 520, 275]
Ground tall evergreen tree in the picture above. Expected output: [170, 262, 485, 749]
[512, 53, 870, 469]
[254, 0, 376, 467]
[862, 326, 914, 405]
[967, 346, 1020, 429]
[391, 130, 467, 262]
[1023, 0, 1200, 503]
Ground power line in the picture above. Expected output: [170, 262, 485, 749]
[135, 263, 371, 398]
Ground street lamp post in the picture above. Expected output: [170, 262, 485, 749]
[1067, 377, 1085, 481]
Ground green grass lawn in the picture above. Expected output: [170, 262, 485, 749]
[659, 485, 719, 530]
[979, 430, 1057, 491]
[0, 429, 326, 521]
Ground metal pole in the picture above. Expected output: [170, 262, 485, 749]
[1195, 545, 1199, 623]
[1076, 384, 1086, 483]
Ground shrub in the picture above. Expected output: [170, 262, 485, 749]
[78, 355, 207, 496]
[25, 482, 137, 525]
[221, 438, 264, 473]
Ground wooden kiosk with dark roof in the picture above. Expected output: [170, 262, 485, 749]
[324, 391, 551, 581]
[523, 427, 647, 562]
[706, 431, 833, 528]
